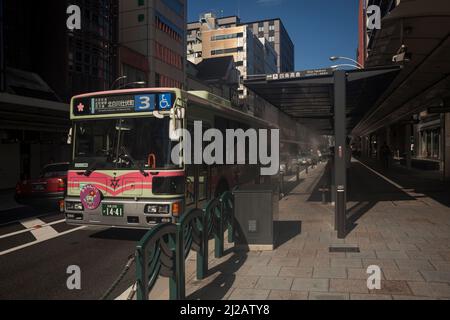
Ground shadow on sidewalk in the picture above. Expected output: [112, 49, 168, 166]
[187, 249, 248, 300]
[357, 157, 450, 207]
[274, 220, 302, 248]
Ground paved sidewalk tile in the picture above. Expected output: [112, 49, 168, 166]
[383, 269, 425, 281]
[313, 267, 347, 279]
[255, 277, 293, 290]
[407, 282, 450, 298]
[308, 292, 349, 300]
[291, 278, 329, 293]
[228, 289, 270, 300]
[370, 280, 412, 296]
[376, 251, 409, 259]
[350, 294, 393, 300]
[395, 259, 435, 271]
[268, 290, 308, 300]
[329, 279, 369, 294]
[268, 257, 300, 267]
[420, 271, 450, 283]
[246, 265, 281, 277]
[279, 267, 313, 278]
[330, 258, 363, 268]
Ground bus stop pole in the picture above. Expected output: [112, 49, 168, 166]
[334, 70, 347, 239]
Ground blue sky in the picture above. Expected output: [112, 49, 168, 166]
[188, 0, 359, 70]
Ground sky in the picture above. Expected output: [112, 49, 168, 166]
[188, 0, 360, 71]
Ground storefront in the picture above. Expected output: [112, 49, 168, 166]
[0, 93, 70, 190]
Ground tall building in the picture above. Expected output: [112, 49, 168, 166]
[119, 0, 187, 89]
[187, 13, 279, 114]
[0, 0, 119, 189]
[246, 18, 295, 73]
[188, 13, 294, 74]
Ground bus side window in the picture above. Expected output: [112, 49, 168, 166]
[185, 124, 195, 207]
[198, 122, 211, 203]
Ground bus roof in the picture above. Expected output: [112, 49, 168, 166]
[69, 87, 278, 129]
[187, 90, 278, 130]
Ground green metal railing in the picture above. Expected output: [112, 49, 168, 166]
[135, 191, 234, 300]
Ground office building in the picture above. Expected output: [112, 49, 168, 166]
[119, 0, 187, 88]
[0, 0, 118, 188]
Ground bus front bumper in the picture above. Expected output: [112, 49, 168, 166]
[64, 197, 183, 229]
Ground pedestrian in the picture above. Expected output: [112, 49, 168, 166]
[380, 142, 391, 169]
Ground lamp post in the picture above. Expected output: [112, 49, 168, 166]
[111, 75, 127, 89]
[329, 56, 364, 69]
[117, 81, 147, 89]
[331, 64, 362, 70]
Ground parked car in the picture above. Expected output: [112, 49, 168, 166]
[15, 163, 69, 210]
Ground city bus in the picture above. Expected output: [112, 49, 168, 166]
[64, 87, 277, 229]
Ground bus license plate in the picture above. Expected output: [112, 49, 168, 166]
[102, 204, 124, 217]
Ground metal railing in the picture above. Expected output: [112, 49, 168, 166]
[135, 191, 235, 300]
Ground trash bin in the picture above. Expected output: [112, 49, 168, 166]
[233, 184, 279, 251]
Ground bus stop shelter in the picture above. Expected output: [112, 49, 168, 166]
[244, 66, 401, 238]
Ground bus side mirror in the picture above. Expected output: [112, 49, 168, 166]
[67, 128, 73, 145]
[169, 107, 184, 142]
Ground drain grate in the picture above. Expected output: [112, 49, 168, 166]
[329, 245, 360, 253]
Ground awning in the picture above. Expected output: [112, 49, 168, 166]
[354, 0, 450, 136]
[0, 93, 69, 132]
[244, 66, 401, 135]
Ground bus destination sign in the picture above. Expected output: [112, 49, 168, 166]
[72, 92, 174, 116]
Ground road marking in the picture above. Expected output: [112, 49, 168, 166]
[0, 212, 60, 227]
[0, 226, 86, 256]
[20, 218, 59, 241]
[0, 219, 66, 240]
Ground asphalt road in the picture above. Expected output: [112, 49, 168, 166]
[0, 207, 146, 300]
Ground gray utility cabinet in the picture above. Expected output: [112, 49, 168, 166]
[232, 185, 279, 251]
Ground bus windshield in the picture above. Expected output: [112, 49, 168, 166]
[73, 117, 181, 171]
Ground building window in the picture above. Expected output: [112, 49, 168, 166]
[155, 42, 183, 70]
[269, 36, 275, 42]
[138, 0, 144, 6]
[258, 26, 264, 32]
[211, 47, 242, 55]
[211, 33, 243, 41]
[155, 12, 183, 42]
[156, 73, 182, 88]
[138, 14, 145, 22]
[269, 25, 275, 31]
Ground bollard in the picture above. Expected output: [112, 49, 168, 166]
[296, 165, 300, 182]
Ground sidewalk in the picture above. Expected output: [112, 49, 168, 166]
[174, 160, 450, 300]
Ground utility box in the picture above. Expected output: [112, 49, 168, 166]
[233, 184, 279, 251]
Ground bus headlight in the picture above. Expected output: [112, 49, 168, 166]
[66, 201, 84, 211]
[144, 204, 170, 214]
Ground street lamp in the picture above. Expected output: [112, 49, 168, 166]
[111, 75, 127, 89]
[331, 64, 362, 70]
[118, 81, 147, 89]
[329, 56, 364, 69]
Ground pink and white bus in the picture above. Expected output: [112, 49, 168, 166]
[64, 88, 276, 229]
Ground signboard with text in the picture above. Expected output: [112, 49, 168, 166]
[72, 92, 174, 117]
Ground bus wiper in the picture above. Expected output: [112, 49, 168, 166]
[83, 161, 99, 177]
[120, 146, 149, 177]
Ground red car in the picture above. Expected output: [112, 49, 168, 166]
[15, 163, 69, 210]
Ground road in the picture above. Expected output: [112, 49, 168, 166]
[0, 206, 145, 300]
